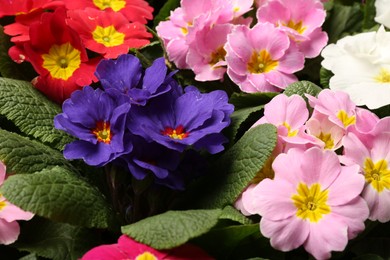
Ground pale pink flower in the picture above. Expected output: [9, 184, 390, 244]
[252, 94, 318, 151]
[305, 113, 345, 151]
[241, 147, 369, 259]
[0, 162, 34, 245]
[187, 23, 233, 81]
[256, 0, 328, 58]
[342, 132, 390, 222]
[225, 23, 304, 93]
[306, 89, 357, 130]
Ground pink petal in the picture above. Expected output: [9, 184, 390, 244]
[260, 217, 309, 252]
[0, 162, 5, 185]
[362, 185, 381, 221]
[298, 28, 328, 58]
[225, 25, 252, 64]
[272, 149, 304, 186]
[303, 215, 348, 260]
[265, 70, 298, 89]
[327, 164, 365, 206]
[242, 179, 296, 221]
[0, 202, 34, 222]
[0, 219, 20, 245]
[342, 133, 370, 166]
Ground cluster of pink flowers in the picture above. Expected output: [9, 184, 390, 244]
[236, 89, 390, 259]
[156, 0, 328, 92]
[1, 0, 153, 103]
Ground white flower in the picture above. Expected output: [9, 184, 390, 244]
[321, 26, 390, 109]
[375, 0, 390, 29]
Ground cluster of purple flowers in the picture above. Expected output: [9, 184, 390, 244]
[54, 54, 234, 189]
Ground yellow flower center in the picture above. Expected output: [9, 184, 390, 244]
[92, 121, 112, 144]
[209, 46, 227, 66]
[136, 252, 158, 260]
[282, 122, 298, 137]
[161, 125, 189, 140]
[364, 159, 390, 193]
[0, 194, 6, 211]
[42, 43, 81, 80]
[337, 110, 356, 128]
[92, 25, 125, 47]
[283, 20, 307, 34]
[92, 0, 126, 11]
[247, 50, 279, 74]
[317, 132, 334, 150]
[291, 183, 331, 223]
[375, 68, 390, 83]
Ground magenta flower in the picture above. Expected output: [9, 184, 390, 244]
[256, 0, 328, 58]
[225, 23, 305, 93]
[81, 235, 214, 260]
[241, 147, 369, 259]
[0, 162, 34, 245]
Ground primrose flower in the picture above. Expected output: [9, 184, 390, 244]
[321, 26, 390, 109]
[225, 23, 305, 93]
[306, 89, 357, 130]
[23, 8, 99, 104]
[256, 0, 328, 58]
[54, 86, 132, 167]
[95, 54, 175, 105]
[127, 85, 234, 154]
[67, 8, 151, 59]
[65, 0, 154, 24]
[375, 0, 390, 29]
[342, 132, 390, 222]
[81, 235, 214, 260]
[241, 147, 369, 259]
[0, 162, 34, 245]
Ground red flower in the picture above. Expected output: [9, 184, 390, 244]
[23, 7, 99, 104]
[67, 8, 152, 59]
[81, 235, 214, 260]
[64, 0, 154, 24]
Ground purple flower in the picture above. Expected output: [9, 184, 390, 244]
[94, 54, 176, 105]
[54, 86, 132, 167]
[127, 85, 234, 154]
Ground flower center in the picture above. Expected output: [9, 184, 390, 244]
[283, 20, 306, 34]
[92, 25, 125, 47]
[336, 110, 356, 128]
[317, 132, 334, 150]
[135, 252, 157, 260]
[363, 158, 390, 193]
[291, 183, 331, 223]
[247, 50, 279, 74]
[282, 122, 298, 137]
[161, 125, 189, 140]
[42, 43, 81, 80]
[92, 121, 112, 144]
[92, 0, 126, 11]
[0, 194, 6, 211]
[375, 68, 390, 83]
[209, 46, 227, 66]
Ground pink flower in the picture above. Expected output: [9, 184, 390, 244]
[252, 94, 318, 151]
[0, 162, 34, 245]
[241, 147, 369, 259]
[342, 131, 390, 222]
[306, 89, 357, 130]
[256, 0, 328, 58]
[187, 23, 233, 81]
[81, 235, 214, 260]
[225, 23, 304, 93]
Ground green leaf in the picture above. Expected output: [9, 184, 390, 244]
[16, 217, 100, 260]
[0, 166, 115, 229]
[0, 77, 74, 150]
[18, 254, 40, 260]
[319, 67, 333, 89]
[121, 209, 222, 250]
[229, 92, 277, 110]
[192, 224, 260, 259]
[353, 255, 384, 260]
[193, 124, 277, 209]
[283, 80, 323, 99]
[219, 205, 253, 225]
[0, 129, 73, 174]
[362, 0, 377, 30]
[153, 0, 180, 28]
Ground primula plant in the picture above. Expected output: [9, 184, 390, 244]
[0, 0, 390, 259]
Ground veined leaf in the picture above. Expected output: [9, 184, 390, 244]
[283, 80, 323, 99]
[0, 166, 115, 229]
[0, 77, 74, 150]
[121, 209, 222, 249]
